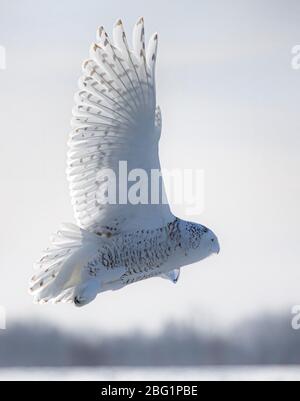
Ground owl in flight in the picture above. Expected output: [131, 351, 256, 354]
[29, 18, 220, 307]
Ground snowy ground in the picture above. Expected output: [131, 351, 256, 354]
[0, 366, 299, 381]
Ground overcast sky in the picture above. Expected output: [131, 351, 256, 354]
[0, 0, 300, 334]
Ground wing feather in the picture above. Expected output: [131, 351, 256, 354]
[68, 18, 173, 235]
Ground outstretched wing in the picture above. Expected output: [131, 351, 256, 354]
[68, 18, 173, 235]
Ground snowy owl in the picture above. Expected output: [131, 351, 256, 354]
[29, 18, 220, 307]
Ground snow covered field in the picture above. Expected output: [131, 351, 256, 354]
[0, 366, 299, 381]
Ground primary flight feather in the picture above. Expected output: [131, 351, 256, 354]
[29, 18, 220, 307]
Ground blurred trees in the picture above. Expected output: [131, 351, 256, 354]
[0, 313, 299, 366]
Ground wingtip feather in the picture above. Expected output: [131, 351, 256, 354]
[115, 18, 123, 27]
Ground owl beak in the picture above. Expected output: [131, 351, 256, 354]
[212, 238, 220, 255]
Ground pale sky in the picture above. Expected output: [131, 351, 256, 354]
[0, 0, 299, 334]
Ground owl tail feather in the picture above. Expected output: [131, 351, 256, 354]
[29, 223, 100, 304]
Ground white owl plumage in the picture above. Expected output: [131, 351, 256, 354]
[69, 17, 172, 235]
[29, 18, 220, 307]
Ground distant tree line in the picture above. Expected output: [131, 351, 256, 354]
[0, 313, 299, 367]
